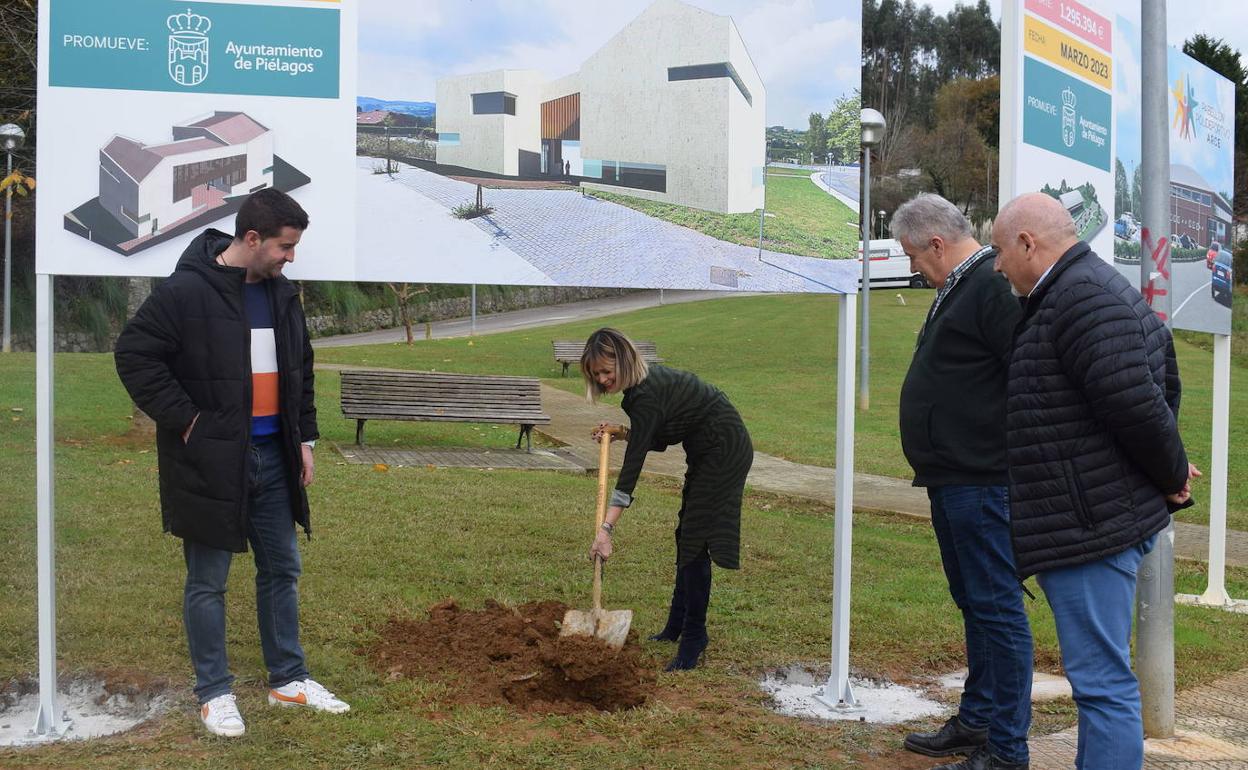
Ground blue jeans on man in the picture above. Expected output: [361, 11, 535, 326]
[1036, 534, 1156, 770]
[183, 438, 309, 703]
[929, 485, 1034, 764]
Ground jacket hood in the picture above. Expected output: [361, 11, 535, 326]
[173, 227, 300, 309]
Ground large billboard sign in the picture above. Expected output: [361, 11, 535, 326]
[37, 0, 359, 281]
[1001, 0, 1117, 264]
[1004, 0, 1235, 334]
[36, 0, 862, 294]
[1112, 19, 1235, 334]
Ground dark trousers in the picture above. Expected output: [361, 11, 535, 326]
[929, 485, 1034, 764]
[659, 533, 713, 643]
[183, 439, 309, 703]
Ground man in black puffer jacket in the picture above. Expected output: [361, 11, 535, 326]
[992, 192, 1197, 770]
[116, 189, 348, 738]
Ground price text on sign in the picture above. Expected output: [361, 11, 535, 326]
[1024, 0, 1111, 53]
[1024, 15, 1111, 90]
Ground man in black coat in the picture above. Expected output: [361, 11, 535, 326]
[115, 189, 349, 738]
[894, 194, 1032, 770]
[992, 192, 1197, 770]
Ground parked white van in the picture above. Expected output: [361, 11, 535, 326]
[856, 239, 930, 289]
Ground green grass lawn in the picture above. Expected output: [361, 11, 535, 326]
[1, 293, 1247, 768]
[586, 171, 859, 259]
[315, 291, 1248, 531]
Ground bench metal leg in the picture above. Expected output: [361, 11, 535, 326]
[355, 419, 367, 446]
[561, 362, 569, 377]
[517, 424, 534, 452]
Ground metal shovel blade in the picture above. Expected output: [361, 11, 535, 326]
[560, 608, 634, 649]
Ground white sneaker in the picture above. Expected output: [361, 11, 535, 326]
[199, 692, 245, 737]
[268, 678, 350, 713]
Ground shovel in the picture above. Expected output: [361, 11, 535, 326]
[560, 428, 633, 649]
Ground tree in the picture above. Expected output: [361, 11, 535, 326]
[1114, 158, 1130, 217]
[1132, 163, 1144, 217]
[825, 92, 861, 165]
[804, 112, 828, 165]
[917, 77, 996, 219]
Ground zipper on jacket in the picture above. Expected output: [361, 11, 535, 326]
[1061, 458, 1096, 530]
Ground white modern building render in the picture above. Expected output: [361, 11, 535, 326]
[434, 0, 765, 214]
[99, 111, 274, 238]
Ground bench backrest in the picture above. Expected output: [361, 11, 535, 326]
[340, 369, 549, 424]
[552, 340, 662, 364]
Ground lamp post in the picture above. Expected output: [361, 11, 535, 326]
[2, 123, 25, 354]
[877, 209, 886, 240]
[858, 109, 886, 410]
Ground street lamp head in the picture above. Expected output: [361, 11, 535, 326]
[860, 108, 886, 147]
[0, 124, 24, 152]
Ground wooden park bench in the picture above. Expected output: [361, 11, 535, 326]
[339, 369, 551, 451]
[551, 340, 664, 376]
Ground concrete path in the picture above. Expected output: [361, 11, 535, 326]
[312, 289, 729, 349]
[533, 384, 1248, 569]
[1031, 667, 1248, 769]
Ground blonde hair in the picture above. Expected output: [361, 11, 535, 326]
[580, 328, 649, 401]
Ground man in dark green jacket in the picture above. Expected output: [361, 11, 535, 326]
[894, 194, 1031, 770]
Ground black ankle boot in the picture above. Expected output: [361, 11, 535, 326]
[664, 635, 707, 671]
[648, 628, 681, 642]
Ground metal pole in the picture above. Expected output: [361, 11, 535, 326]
[858, 147, 871, 410]
[1199, 333, 1232, 606]
[470, 284, 476, 336]
[1136, 0, 1175, 738]
[31, 273, 63, 737]
[815, 292, 859, 711]
[3, 150, 12, 353]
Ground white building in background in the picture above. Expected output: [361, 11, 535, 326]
[99, 111, 274, 238]
[434, 0, 765, 214]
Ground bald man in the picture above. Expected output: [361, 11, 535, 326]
[992, 192, 1197, 770]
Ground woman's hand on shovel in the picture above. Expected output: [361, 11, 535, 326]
[590, 528, 614, 562]
[591, 422, 628, 442]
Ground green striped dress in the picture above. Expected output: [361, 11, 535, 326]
[614, 365, 754, 569]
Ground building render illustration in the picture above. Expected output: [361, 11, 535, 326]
[434, 0, 766, 214]
[99, 111, 274, 238]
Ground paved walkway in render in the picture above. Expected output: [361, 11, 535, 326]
[371, 158, 858, 293]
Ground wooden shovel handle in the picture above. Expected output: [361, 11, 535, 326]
[592, 428, 617, 612]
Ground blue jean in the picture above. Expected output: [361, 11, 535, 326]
[1037, 534, 1157, 770]
[183, 438, 308, 703]
[929, 485, 1034, 764]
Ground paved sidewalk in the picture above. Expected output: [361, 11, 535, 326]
[375, 160, 858, 293]
[1031, 667, 1248, 769]
[534, 384, 1248, 569]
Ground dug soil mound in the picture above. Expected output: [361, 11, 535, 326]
[363, 599, 657, 714]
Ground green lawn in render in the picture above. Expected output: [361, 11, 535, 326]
[316, 291, 1248, 531]
[2, 350, 1248, 769]
[585, 171, 859, 259]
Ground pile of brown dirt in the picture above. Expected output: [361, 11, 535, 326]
[362, 599, 657, 714]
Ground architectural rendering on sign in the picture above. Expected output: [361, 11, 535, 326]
[434, 0, 766, 214]
[64, 111, 312, 256]
[100, 111, 272, 238]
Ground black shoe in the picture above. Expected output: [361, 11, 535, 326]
[931, 746, 1028, 770]
[903, 716, 988, 757]
[648, 628, 681, 642]
[664, 636, 707, 671]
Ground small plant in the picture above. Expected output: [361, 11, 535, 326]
[452, 184, 494, 219]
[451, 202, 495, 219]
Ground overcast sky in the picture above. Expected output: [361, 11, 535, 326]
[922, 0, 1248, 56]
[358, 0, 861, 130]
